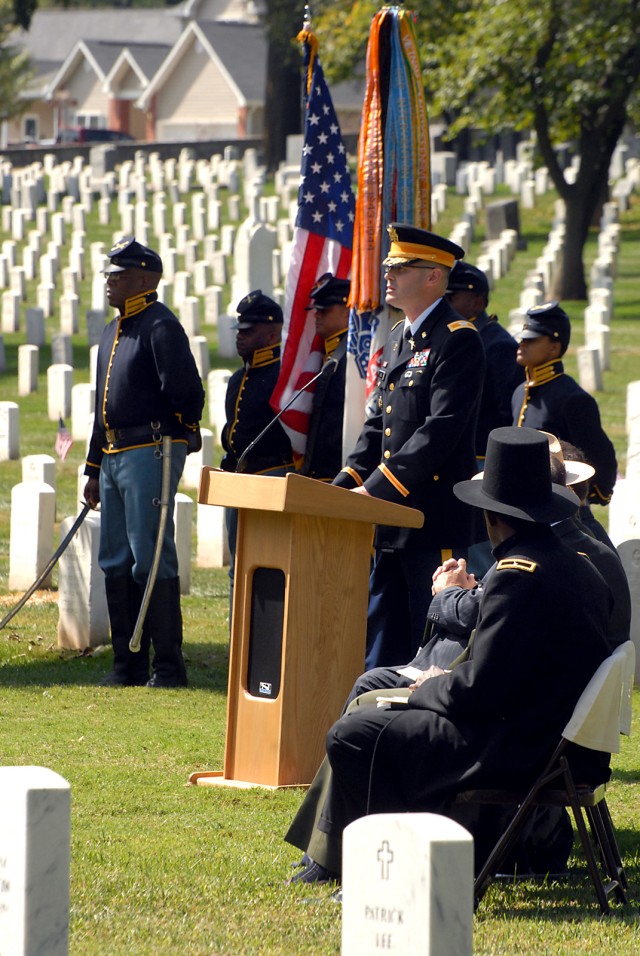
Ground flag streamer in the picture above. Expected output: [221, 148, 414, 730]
[347, 6, 431, 388]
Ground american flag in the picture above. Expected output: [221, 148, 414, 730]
[270, 29, 355, 461]
[54, 416, 73, 461]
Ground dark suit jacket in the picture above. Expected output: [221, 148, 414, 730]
[333, 298, 485, 550]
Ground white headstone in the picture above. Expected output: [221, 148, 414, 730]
[181, 427, 214, 490]
[174, 492, 193, 595]
[207, 368, 232, 438]
[71, 383, 95, 441]
[189, 335, 209, 379]
[196, 501, 230, 567]
[22, 454, 56, 491]
[0, 766, 70, 956]
[577, 345, 603, 392]
[0, 400, 19, 460]
[18, 344, 39, 397]
[9, 481, 56, 589]
[342, 813, 473, 956]
[47, 364, 73, 420]
[57, 511, 109, 650]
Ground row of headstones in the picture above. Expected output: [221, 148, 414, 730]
[1, 770, 472, 956]
[9, 438, 230, 603]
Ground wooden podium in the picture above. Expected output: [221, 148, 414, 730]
[190, 470, 423, 789]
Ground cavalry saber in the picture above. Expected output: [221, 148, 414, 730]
[0, 501, 92, 630]
[129, 435, 172, 653]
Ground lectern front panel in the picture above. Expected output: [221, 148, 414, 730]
[246, 567, 285, 699]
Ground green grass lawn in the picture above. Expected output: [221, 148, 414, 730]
[0, 165, 639, 953]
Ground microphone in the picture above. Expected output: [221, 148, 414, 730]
[236, 357, 339, 473]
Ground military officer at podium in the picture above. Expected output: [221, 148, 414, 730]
[332, 224, 485, 669]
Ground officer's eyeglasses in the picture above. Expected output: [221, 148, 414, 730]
[384, 264, 437, 277]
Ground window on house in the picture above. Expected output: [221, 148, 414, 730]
[23, 117, 38, 141]
[75, 114, 105, 130]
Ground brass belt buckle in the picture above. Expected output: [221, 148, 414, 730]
[105, 427, 117, 443]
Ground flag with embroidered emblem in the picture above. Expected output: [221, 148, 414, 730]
[55, 416, 73, 461]
[270, 27, 355, 464]
[346, 6, 431, 417]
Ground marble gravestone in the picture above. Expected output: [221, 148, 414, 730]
[0, 766, 70, 956]
[57, 511, 109, 650]
[342, 813, 473, 955]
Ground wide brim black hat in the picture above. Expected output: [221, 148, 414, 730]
[454, 427, 578, 523]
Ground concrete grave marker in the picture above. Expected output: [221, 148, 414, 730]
[0, 400, 19, 459]
[57, 511, 109, 650]
[9, 481, 55, 589]
[342, 813, 473, 955]
[0, 766, 70, 956]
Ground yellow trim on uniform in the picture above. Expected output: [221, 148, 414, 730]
[122, 291, 156, 318]
[386, 239, 455, 269]
[102, 438, 188, 455]
[496, 558, 538, 573]
[377, 463, 410, 497]
[342, 466, 363, 486]
[441, 549, 453, 562]
[325, 329, 348, 356]
[250, 345, 279, 368]
[447, 320, 477, 332]
[102, 317, 122, 430]
[525, 359, 563, 387]
[228, 367, 249, 451]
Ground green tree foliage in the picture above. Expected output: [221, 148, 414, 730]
[0, 0, 35, 121]
[315, 0, 640, 300]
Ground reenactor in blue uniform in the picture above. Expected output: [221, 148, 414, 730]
[84, 237, 205, 688]
[332, 224, 485, 669]
[221, 291, 293, 613]
[445, 261, 524, 458]
[220, 290, 292, 476]
[512, 302, 618, 506]
[299, 273, 350, 482]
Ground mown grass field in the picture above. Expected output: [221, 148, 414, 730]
[0, 159, 638, 953]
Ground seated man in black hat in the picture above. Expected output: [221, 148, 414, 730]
[288, 427, 611, 884]
[333, 223, 486, 670]
[84, 236, 205, 688]
[513, 301, 617, 509]
[298, 273, 350, 482]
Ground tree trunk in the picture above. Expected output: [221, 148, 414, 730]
[263, 41, 303, 172]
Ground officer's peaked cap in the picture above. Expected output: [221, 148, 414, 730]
[453, 426, 578, 523]
[103, 236, 163, 274]
[384, 223, 464, 269]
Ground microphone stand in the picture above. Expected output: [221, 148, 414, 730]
[236, 357, 338, 473]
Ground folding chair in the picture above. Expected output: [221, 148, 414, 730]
[455, 640, 635, 914]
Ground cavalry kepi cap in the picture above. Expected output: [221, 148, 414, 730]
[233, 289, 283, 329]
[305, 273, 351, 310]
[453, 426, 578, 523]
[446, 261, 490, 296]
[519, 301, 571, 351]
[384, 223, 464, 269]
[103, 236, 163, 274]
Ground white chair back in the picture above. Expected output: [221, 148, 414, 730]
[563, 641, 635, 754]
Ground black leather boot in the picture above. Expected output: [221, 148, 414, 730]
[101, 577, 150, 686]
[144, 577, 188, 688]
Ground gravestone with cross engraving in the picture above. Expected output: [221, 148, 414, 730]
[342, 813, 473, 955]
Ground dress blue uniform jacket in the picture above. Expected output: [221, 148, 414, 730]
[300, 331, 348, 482]
[512, 359, 617, 504]
[473, 310, 524, 457]
[333, 297, 486, 550]
[85, 293, 204, 474]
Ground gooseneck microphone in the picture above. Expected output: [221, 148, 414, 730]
[236, 357, 339, 473]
